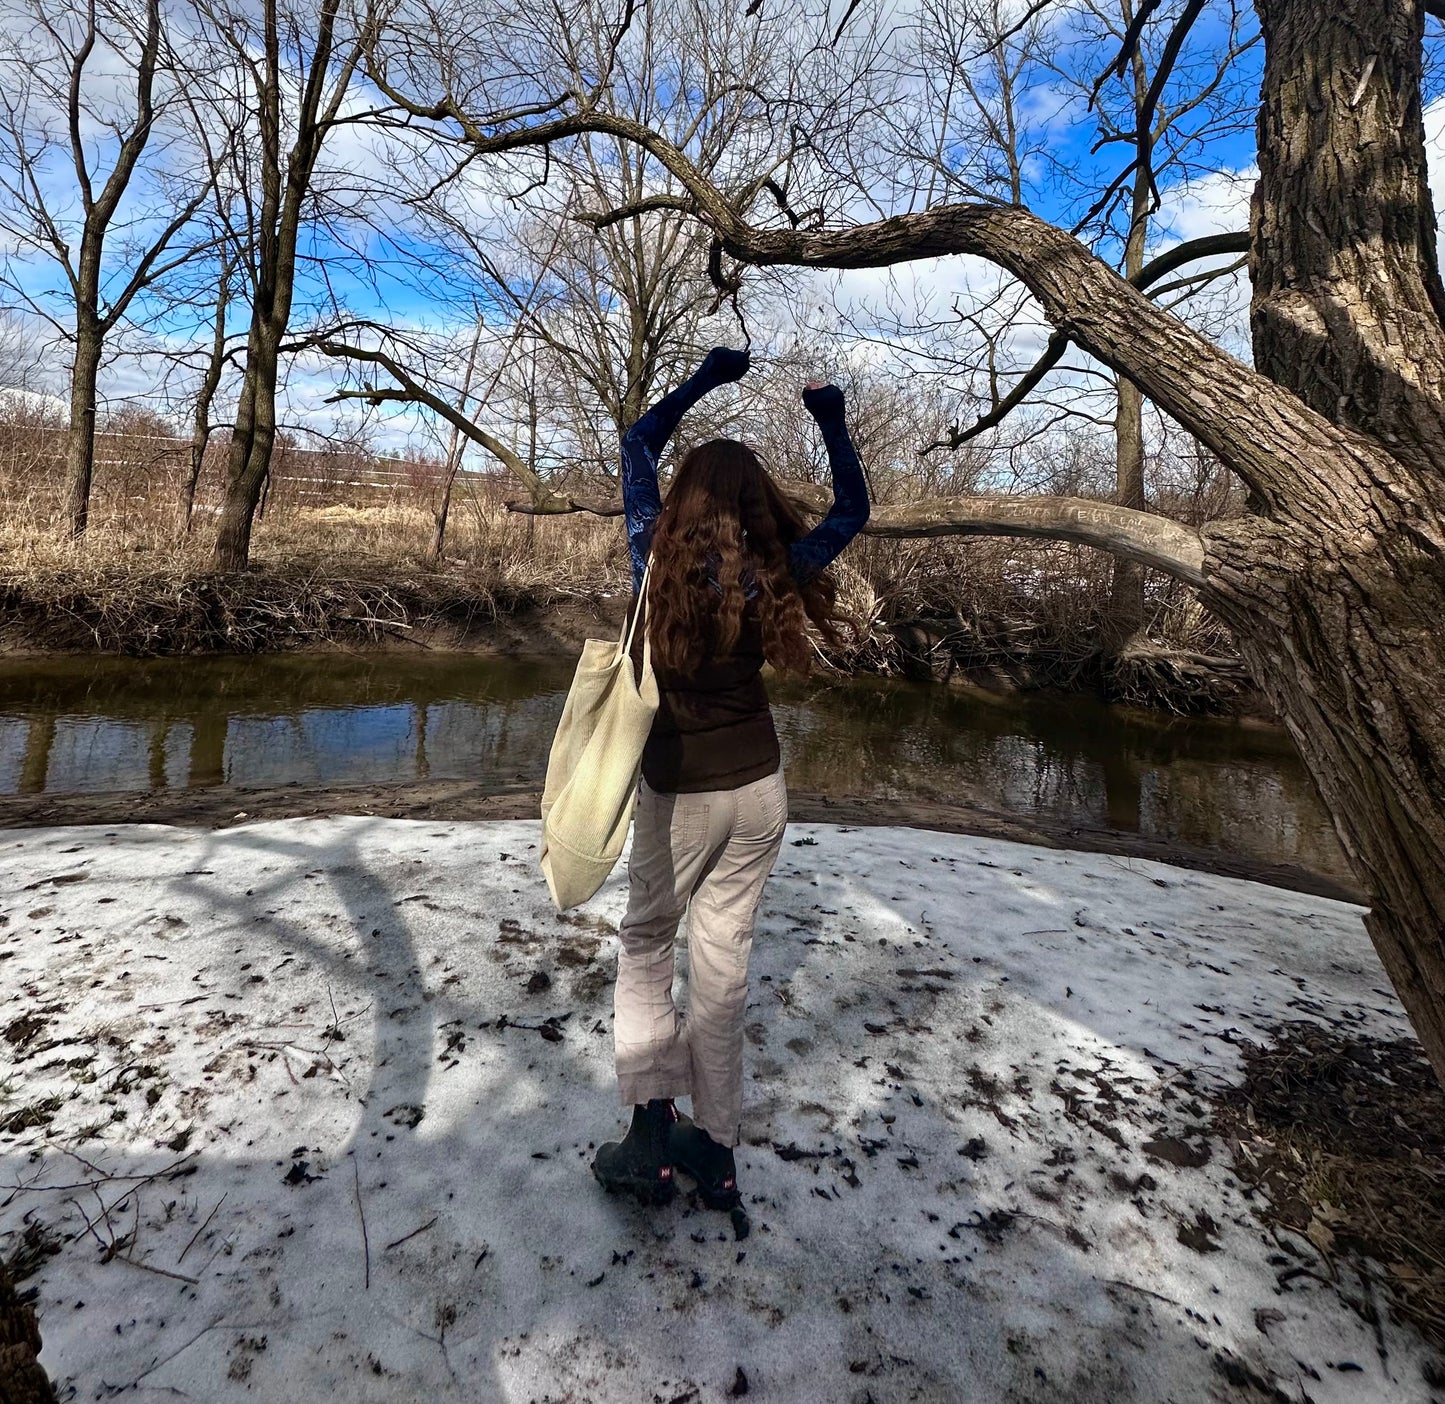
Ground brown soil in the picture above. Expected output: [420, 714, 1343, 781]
[0, 779, 1361, 905]
[409, 592, 625, 654]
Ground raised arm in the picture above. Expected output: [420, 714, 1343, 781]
[789, 383, 871, 582]
[621, 346, 750, 588]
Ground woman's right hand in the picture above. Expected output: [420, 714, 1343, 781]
[802, 381, 845, 417]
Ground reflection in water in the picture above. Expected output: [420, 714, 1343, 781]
[0, 653, 1346, 880]
[188, 715, 227, 788]
[17, 712, 54, 795]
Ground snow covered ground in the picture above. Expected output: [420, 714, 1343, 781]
[0, 817, 1434, 1403]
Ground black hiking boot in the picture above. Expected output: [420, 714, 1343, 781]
[669, 1112, 741, 1211]
[592, 1099, 678, 1206]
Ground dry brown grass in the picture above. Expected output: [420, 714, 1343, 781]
[0, 421, 1246, 702]
[0, 483, 625, 588]
[0, 447, 629, 653]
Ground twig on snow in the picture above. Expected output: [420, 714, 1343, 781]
[352, 1154, 371, 1289]
[385, 1215, 438, 1252]
[177, 1191, 227, 1264]
[66, 1194, 109, 1252]
[6, 1148, 199, 1195]
[101, 1316, 247, 1393]
[115, 1254, 200, 1286]
[1099, 1276, 1182, 1307]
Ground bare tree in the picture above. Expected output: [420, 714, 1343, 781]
[875, 0, 1253, 665]
[1060, 0, 1255, 659]
[319, 0, 786, 506]
[0, 309, 47, 392]
[0, 0, 224, 536]
[199, 0, 366, 571]
[370, 0, 1445, 1086]
[429, 316, 482, 562]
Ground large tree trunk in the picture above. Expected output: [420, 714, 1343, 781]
[207, 0, 350, 571]
[1250, 0, 1445, 469]
[1216, 0, 1445, 1080]
[63, 318, 102, 539]
[1202, 511, 1445, 1082]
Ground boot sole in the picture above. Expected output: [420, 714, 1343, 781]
[591, 1163, 676, 1207]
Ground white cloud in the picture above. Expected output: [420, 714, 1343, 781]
[1151, 167, 1255, 246]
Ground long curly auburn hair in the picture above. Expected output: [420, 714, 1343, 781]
[644, 439, 840, 675]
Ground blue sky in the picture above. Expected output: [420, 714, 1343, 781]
[7, 1, 1445, 454]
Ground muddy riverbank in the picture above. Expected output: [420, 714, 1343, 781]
[0, 565, 1258, 716]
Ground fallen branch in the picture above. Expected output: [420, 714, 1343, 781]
[14, 1150, 200, 1197]
[115, 1254, 199, 1286]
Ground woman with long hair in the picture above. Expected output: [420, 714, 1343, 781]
[592, 345, 870, 1211]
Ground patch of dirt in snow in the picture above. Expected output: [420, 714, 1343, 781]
[0, 817, 1440, 1403]
[1211, 1020, 1445, 1354]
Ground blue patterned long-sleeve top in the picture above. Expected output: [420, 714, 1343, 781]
[620, 347, 871, 592]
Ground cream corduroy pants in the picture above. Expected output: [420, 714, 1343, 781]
[613, 767, 787, 1146]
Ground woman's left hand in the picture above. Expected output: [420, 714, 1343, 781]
[701, 346, 751, 383]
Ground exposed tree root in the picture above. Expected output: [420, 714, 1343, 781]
[1102, 641, 1251, 715]
[822, 605, 1251, 716]
[0, 566, 542, 656]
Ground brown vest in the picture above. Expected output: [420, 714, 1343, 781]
[630, 597, 781, 794]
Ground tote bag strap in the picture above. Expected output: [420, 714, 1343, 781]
[620, 561, 653, 675]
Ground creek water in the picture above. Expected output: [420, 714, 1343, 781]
[0, 653, 1346, 883]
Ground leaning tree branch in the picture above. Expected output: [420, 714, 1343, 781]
[393, 87, 1388, 522]
[859, 493, 1206, 585]
[505, 483, 1206, 585]
[700, 204, 1379, 523]
[925, 330, 1070, 453]
[1150, 256, 1248, 304]
[927, 231, 1250, 453]
[1132, 230, 1250, 289]
[572, 194, 696, 230]
[315, 338, 559, 507]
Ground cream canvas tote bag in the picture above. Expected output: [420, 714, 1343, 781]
[540, 568, 659, 910]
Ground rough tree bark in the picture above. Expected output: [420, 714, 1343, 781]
[1205, 0, 1445, 1081]
[63, 313, 101, 537]
[393, 0, 1445, 1081]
